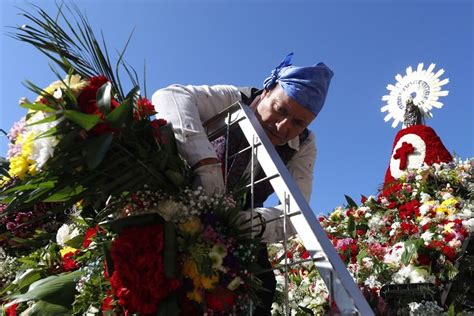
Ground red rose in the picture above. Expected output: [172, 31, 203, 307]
[286, 251, 293, 260]
[77, 76, 120, 135]
[206, 286, 235, 312]
[301, 251, 310, 260]
[360, 195, 368, 204]
[78, 76, 119, 115]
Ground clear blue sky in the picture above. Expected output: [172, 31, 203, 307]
[1, 0, 472, 215]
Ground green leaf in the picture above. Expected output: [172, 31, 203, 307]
[344, 194, 358, 209]
[447, 304, 455, 316]
[347, 214, 356, 238]
[401, 240, 421, 265]
[20, 102, 56, 113]
[105, 100, 132, 129]
[43, 185, 85, 202]
[64, 110, 102, 131]
[27, 300, 72, 315]
[64, 234, 84, 249]
[164, 222, 177, 278]
[86, 133, 113, 170]
[356, 249, 368, 265]
[16, 269, 43, 290]
[96, 81, 112, 115]
[10, 270, 82, 306]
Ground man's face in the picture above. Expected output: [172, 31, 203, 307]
[251, 84, 316, 145]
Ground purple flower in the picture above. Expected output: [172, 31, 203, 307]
[7, 143, 22, 159]
[7, 118, 26, 141]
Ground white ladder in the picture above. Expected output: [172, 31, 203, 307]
[203, 102, 374, 316]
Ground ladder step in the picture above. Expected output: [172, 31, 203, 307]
[255, 255, 326, 275]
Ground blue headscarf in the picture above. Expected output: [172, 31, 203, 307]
[263, 53, 334, 116]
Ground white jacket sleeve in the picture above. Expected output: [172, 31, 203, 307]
[151, 84, 241, 167]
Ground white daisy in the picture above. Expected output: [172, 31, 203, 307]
[381, 63, 449, 128]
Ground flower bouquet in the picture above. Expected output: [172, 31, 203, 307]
[0, 4, 262, 315]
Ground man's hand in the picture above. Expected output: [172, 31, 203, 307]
[192, 162, 225, 195]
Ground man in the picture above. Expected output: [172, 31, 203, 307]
[152, 53, 333, 314]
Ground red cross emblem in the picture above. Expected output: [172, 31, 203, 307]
[393, 142, 415, 170]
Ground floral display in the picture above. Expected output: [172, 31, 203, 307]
[0, 4, 261, 316]
[271, 158, 473, 315]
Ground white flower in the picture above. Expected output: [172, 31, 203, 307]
[26, 112, 61, 169]
[441, 192, 454, 200]
[364, 275, 382, 289]
[463, 218, 474, 233]
[419, 193, 431, 203]
[410, 266, 429, 283]
[393, 265, 412, 283]
[421, 231, 434, 243]
[56, 223, 81, 247]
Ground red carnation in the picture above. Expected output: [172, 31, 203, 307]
[62, 250, 80, 272]
[417, 253, 431, 266]
[134, 98, 156, 120]
[442, 246, 456, 262]
[400, 222, 419, 235]
[399, 200, 421, 220]
[301, 250, 310, 260]
[150, 118, 168, 142]
[109, 224, 178, 314]
[206, 286, 236, 312]
[101, 291, 115, 313]
[83, 226, 103, 248]
[5, 303, 18, 316]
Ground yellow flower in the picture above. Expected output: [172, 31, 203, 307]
[201, 273, 219, 290]
[8, 133, 37, 179]
[329, 208, 343, 221]
[187, 289, 203, 303]
[182, 259, 219, 290]
[179, 217, 201, 234]
[441, 198, 458, 208]
[60, 246, 78, 258]
[35, 74, 88, 102]
[443, 222, 455, 234]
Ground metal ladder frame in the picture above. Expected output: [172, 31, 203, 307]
[203, 102, 374, 316]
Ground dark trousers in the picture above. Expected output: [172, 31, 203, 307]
[254, 245, 276, 316]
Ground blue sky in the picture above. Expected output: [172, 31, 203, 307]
[1, 0, 472, 215]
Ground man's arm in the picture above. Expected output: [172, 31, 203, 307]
[152, 85, 242, 194]
[152, 84, 241, 168]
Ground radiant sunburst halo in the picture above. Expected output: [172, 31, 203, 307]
[381, 63, 449, 128]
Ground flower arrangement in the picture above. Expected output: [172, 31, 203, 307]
[0, 4, 262, 315]
[271, 158, 473, 315]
